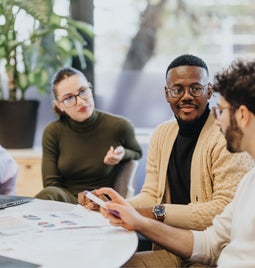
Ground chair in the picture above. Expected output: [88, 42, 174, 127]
[113, 160, 138, 198]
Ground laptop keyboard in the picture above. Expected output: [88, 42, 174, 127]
[0, 198, 14, 204]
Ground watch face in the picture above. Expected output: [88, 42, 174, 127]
[153, 205, 165, 216]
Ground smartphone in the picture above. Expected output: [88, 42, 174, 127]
[84, 190, 120, 218]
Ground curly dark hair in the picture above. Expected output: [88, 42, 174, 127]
[213, 59, 255, 114]
[165, 54, 209, 78]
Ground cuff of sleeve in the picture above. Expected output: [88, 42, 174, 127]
[188, 230, 205, 263]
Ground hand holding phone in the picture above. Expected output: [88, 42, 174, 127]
[84, 190, 120, 218]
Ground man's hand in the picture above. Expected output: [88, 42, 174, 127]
[77, 190, 108, 211]
[103, 146, 125, 165]
[95, 187, 145, 231]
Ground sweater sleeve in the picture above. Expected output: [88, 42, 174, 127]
[117, 118, 142, 161]
[41, 123, 64, 188]
[190, 196, 234, 265]
[128, 122, 171, 207]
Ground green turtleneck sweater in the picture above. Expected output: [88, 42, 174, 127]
[41, 110, 142, 196]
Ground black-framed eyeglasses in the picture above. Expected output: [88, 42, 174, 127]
[59, 83, 92, 108]
[212, 105, 235, 118]
[165, 83, 208, 98]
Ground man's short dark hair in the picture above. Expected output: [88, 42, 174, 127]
[166, 54, 209, 78]
[213, 59, 255, 115]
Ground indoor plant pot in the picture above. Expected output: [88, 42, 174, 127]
[0, 0, 93, 148]
[0, 100, 39, 148]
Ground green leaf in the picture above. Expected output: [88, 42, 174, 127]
[18, 73, 28, 90]
[0, 0, 94, 100]
[13, 0, 53, 24]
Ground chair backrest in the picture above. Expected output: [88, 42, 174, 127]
[113, 160, 138, 198]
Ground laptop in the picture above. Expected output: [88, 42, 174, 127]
[0, 255, 41, 267]
[0, 195, 34, 209]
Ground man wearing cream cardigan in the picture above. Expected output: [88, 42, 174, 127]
[98, 58, 255, 267]
[124, 54, 254, 266]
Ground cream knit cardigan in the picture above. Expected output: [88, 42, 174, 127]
[128, 113, 254, 230]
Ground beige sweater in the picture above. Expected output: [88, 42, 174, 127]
[128, 113, 254, 230]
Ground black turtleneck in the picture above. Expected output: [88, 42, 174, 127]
[167, 105, 210, 205]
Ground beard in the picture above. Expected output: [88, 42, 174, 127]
[224, 114, 243, 153]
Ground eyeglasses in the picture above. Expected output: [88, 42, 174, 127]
[212, 106, 234, 118]
[59, 84, 92, 108]
[165, 83, 208, 98]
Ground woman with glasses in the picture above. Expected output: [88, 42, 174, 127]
[35, 67, 142, 204]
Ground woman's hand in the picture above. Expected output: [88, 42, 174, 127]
[104, 146, 125, 165]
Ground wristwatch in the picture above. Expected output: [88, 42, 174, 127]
[152, 205, 166, 222]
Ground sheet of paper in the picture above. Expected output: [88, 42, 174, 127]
[0, 216, 34, 234]
[0, 205, 110, 234]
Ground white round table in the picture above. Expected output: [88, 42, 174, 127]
[0, 199, 138, 268]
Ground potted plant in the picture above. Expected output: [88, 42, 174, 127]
[0, 0, 93, 148]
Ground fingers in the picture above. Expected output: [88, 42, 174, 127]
[85, 202, 100, 210]
[103, 146, 125, 165]
[107, 146, 115, 156]
[113, 146, 125, 158]
[102, 210, 125, 226]
[78, 191, 86, 205]
[78, 190, 104, 211]
[96, 187, 123, 203]
[96, 188, 137, 231]
[103, 146, 114, 165]
[100, 205, 123, 223]
[114, 146, 124, 155]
